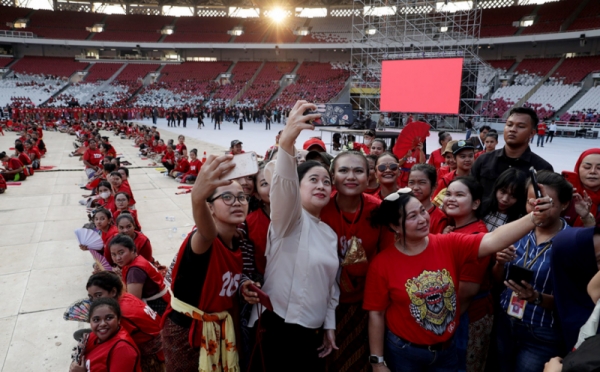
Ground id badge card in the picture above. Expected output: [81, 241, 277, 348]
[507, 292, 527, 319]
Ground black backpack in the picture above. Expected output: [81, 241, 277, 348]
[563, 334, 600, 372]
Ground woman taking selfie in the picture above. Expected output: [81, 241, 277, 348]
[161, 153, 247, 371]
[363, 185, 553, 372]
[245, 100, 340, 371]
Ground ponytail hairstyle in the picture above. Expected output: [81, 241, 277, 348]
[86, 271, 124, 298]
[370, 191, 417, 248]
[116, 211, 137, 229]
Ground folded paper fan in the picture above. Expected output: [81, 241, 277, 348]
[74, 228, 103, 251]
[90, 250, 113, 272]
[64, 298, 91, 322]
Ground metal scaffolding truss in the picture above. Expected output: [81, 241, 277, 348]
[350, 0, 485, 122]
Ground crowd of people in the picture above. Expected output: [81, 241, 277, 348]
[2, 102, 600, 372]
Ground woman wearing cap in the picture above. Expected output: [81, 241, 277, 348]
[428, 132, 453, 171]
[438, 140, 458, 180]
[303, 137, 328, 153]
[244, 101, 340, 371]
[230, 140, 244, 155]
[432, 140, 475, 206]
[363, 187, 553, 372]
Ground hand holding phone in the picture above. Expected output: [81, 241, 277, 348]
[220, 152, 258, 181]
[529, 167, 543, 199]
[248, 283, 273, 311]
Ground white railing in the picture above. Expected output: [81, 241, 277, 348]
[0, 30, 35, 38]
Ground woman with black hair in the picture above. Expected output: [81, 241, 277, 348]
[0, 151, 26, 181]
[428, 131, 453, 171]
[70, 297, 142, 372]
[109, 235, 169, 316]
[244, 101, 340, 371]
[363, 186, 553, 372]
[494, 171, 573, 372]
[481, 168, 528, 232]
[86, 272, 164, 372]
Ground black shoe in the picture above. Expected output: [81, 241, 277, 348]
[73, 329, 92, 341]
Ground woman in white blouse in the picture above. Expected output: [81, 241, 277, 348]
[243, 100, 340, 371]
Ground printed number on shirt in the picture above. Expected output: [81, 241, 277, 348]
[219, 272, 241, 297]
[93, 154, 102, 159]
[144, 305, 158, 320]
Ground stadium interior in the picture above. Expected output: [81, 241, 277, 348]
[0, 0, 599, 124]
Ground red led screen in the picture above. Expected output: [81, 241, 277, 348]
[380, 58, 463, 114]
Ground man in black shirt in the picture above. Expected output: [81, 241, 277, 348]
[471, 107, 553, 198]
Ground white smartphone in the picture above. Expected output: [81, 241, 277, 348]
[221, 152, 259, 180]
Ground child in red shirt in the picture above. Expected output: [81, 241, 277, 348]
[171, 152, 190, 180]
[180, 149, 202, 183]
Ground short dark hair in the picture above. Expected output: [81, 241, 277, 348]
[508, 107, 539, 130]
[527, 170, 573, 205]
[482, 168, 527, 222]
[117, 167, 129, 177]
[89, 297, 121, 321]
[480, 125, 491, 132]
[410, 163, 437, 189]
[109, 171, 122, 179]
[297, 160, 330, 183]
[371, 139, 387, 151]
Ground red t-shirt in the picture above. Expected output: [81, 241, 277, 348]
[119, 293, 162, 346]
[154, 144, 167, 154]
[427, 148, 445, 170]
[114, 209, 141, 231]
[5, 158, 24, 171]
[246, 208, 271, 276]
[433, 170, 457, 201]
[364, 233, 484, 344]
[428, 205, 448, 234]
[98, 195, 116, 215]
[364, 186, 380, 196]
[320, 193, 395, 303]
[537, 123, 548, 136]
[187, 159, 202, 175]
[173, 158, 190, 173]
[101, 225, 119, 258]
[176, 143, 187, 154]
[83, 149, 103, 168]
[117, 181, 136, 206]
[161, 151, 175, 164]
[27, 147, 42, 162]
[18, 152, 31, 166]
[454, 220, 492, 323]
[133, 232, 154, 263]
[85, 328, 141, 372]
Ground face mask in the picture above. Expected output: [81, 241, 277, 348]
[364, 138, 373, 146]
[100, 192, 110, 199]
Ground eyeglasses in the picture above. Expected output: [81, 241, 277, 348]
[209, 192, 250, 206]
[377, 163, 399, 172]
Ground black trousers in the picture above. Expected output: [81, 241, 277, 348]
[546, 131, 555, 143]
[240, 119, 244, 130]
[162, 161, 175, 173]
[251, 311, 323, 372]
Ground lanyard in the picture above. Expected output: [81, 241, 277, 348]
[522, 239, 552, 270]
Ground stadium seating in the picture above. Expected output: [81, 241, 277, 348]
[92, 14, 174, 42]
[0, 74, 68, 107]
[264, 24, 298, 44]
[272, 62, 350, 108]
[26, 9, 103, 40]
[85, 63, 125, 83]
[525, 84, 581, 120]
[563, 86, 600, 122]
[480, 5, 535, 38]
[514, 58, 560, 77]
[551, 55, 600, 84]
[234, 20, 270, 43]
[486, 59, 516, 71]
[133, 61, 232, 107]
[521, 0, 580, 35]
[10, 56, 87, 78]
[0, 58, 13, 68]
[212, 62, 261, 101]
[0, 5, 31, 31]
[239, 62, 297, 106]
[163, 17, 237, 43]
[568, 1, 600, 31]
[300, 17, 353, 43]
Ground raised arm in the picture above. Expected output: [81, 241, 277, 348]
[190, 154, 235, 255]
[270, 101, 321, 237]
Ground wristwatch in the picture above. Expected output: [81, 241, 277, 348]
[533, 292, 543, 305]
[369, 355, 385, 364]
